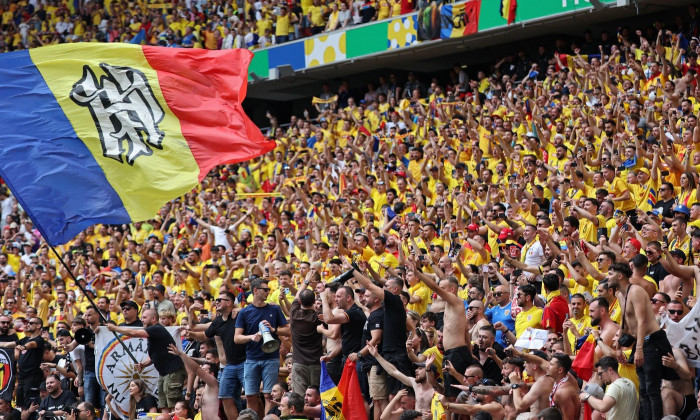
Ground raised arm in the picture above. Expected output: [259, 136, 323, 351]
[367, 341, 414, 387]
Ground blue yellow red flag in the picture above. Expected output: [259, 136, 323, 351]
[0, 43, 274, 246]
[440, 0, 480, 39]
[320, 361, 344, 420]
[500, 0, 517, 24]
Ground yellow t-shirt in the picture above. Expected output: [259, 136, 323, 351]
[515, 306, 543, 338]
[565, 315, 591, 353]
[369, 251, 399, 278]
[407, 282, 431, 315]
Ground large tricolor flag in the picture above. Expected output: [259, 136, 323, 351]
[0, 44, 275, 246]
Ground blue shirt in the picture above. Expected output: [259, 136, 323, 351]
[235, 303, 288, 360]
[485, 302, 515, 348]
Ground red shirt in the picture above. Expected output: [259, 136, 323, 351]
[542, 294, 569, 335]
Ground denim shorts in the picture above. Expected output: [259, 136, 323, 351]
[243, 358, 279, 395]
[219, 363, 245, 399]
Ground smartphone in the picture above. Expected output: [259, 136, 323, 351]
[450, 232, 459, 239]
[337, 198, 347, 203]
[483, 266, 490, 273]
[249, 258, 258, 264]
[200, 309, 209, 315]
[418, 255, 426, 261]
[513, 269, 523, 277]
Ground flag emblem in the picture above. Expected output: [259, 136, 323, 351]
[71, 63, 166, 165]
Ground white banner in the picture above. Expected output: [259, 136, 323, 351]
[94, 326, 182, 419]
[664, 303, 700, 367]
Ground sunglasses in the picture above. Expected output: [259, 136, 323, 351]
[494, 292, 505, 297]
[668, 309, 683, 315]
[27, 321, 41, 325]
[215, 298, 232, 303]
[467, 306, 479, 310]
[650, 298, 662, 304]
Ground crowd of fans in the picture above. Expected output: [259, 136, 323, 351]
[3, 1, 700, 420]
[0, 0, 417, 51]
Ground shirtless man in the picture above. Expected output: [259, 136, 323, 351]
[467, 300, 490, 343]
[545, 353, 580, 420]
[367, 342, 435, 413]
[609, 261, 680, 420]
[661, 348, 696, 419]
[630, 254, 657, 299]
[415, 267, 472, 407]
[660, 248, 696, 300]
[588, 297, 620, 361]
[317, 284, 342, 384]
[507, 349, 553, 417]
[168, 343, 220, 420]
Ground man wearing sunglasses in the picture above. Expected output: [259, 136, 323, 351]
[186, 290, 243, 420]
[16, 317, 45, 409]
[118, 300, 142, 327]
[234, 278, 289, 417]
[580, 356, 638, 419]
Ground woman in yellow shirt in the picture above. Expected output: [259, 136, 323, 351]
[676, 171, 697, 207]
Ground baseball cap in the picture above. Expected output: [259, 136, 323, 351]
[498, 228, 514, 241]
[154, 284, 166, 294]
[627, 238, 641, 252]
[120, 300, 139, 311]
[670, 249, 687, 260]
[467, 223, 479, 232]
[674, 205, 690, 216]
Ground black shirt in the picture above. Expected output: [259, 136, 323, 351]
[341, 304, 366, 356]
[0, 333, 19, 343]
[647, 262, 669, 286]
[39, 390, 77, 413]
[146, 324, 184, 375]
[382, 291, 407, 354]
[205, 313, 246, 365]
[362, 307, 384, 367]
[473, 343, 506, 384]
[18, 336, 45, 378]
[135, 394, 159, 416]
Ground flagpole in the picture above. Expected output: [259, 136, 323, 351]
[49, 245, 139, 364]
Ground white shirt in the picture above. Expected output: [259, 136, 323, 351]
[522, 239, 545, 268]
[605, 377, 638, 420]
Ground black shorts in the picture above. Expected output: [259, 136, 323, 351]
[443, 345, 474, 397]
[384, 352, 414, 396]
[679, 393, 695, 419]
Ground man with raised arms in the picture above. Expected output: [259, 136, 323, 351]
[412, 262, 472, 409]
[608, 261, 681, 420]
